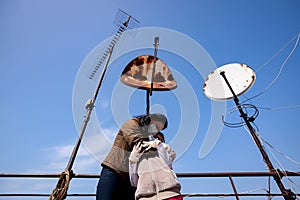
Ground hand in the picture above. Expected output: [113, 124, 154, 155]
[129, 141, 143, 163]
[132, 141, 143, 153]
[142, 139, 161, 152]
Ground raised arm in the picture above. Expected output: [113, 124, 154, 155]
[128, 141, 143, 187]
[121, 119, 145, 149]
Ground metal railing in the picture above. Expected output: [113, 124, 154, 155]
[0, 171, 299, 199]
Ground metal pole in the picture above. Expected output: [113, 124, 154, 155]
[146, 89, 150, 116]
[65, 15, 131, 172]
[49, 15, 132, 200]
[146, 37, 159, 116]
[229, 175, 240, 200]
[149, 37, 159, 96]
[65, 44, 115, 171]
[220, 71, 296, 200]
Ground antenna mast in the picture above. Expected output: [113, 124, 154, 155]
[49, 9, 139, 200]
[146, 37, 159, 115]
[203, 63, 296, 200]
[220, 71, 296, 200]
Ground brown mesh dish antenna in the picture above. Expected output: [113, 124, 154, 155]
[120, 37, 177, 115]
[120, 55, 177, 91]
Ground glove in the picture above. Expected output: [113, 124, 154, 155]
[142, 139, 161, 152]
[129, 141, 143, 163]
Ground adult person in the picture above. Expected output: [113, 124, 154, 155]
[129, 132, 183, 200]
[96, 113, 168, 200]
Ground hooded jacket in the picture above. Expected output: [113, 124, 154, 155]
[129, 142, 181, 200]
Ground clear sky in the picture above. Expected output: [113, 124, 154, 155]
[0, 0, 299, 199]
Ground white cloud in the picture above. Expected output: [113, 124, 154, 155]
[31, 127, 118, 174]
[0, 127, 118, 197]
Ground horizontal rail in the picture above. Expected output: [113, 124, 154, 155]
[1, 193, 300, 197]
[1, 171, 300, 178]
[1, 171, 299, 198]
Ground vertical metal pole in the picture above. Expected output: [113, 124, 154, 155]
[268, 176, 272, 200]
[146, 89, 150, 116]
[146, 37, 160, 116]
[149, 37, 159, 96]
[220, 71, 295, 200]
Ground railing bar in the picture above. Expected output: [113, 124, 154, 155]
[1, 172, 299, 198]
[228, 175, 240, 200]
[183, 193, 300, 197]
[1, 193, 300, 197]
[176, 171, 300, 177]
[1, 171, 300, 178]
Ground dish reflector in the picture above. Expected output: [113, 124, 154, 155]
[120, 55, 177, 91]
[203, 63, 256, 100]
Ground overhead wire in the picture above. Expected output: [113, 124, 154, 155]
[257, 105, 300, 111]
[225, 32, 300, 120]
[259, 134, 300, 196]
[243, 125, 300, 199]
[259, 136, 300, 165]
[220, 33, 300, 199]
[261, 135, 300, 200]
[241, 32, 300, 104]
[256, 33, 300, 73]
[238, 187, 272, 197]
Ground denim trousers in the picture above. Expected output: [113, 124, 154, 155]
[96, 166, 136, 200]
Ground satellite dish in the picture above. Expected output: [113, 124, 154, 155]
[120, 55, 177, 91]
[203, 63, 256, 100]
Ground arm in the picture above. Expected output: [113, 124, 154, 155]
[128, 141, 143, 187]
[142, 140, 176, 168]
[157, 143, 176, 168]
[129, 160, 138, 187]
[121, 119, 145, 148]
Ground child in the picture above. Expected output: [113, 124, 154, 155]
[129, 132, 183, 200]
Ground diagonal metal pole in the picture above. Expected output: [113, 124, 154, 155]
[66, 15, 131, 173]
[65, 44, 115, 171]
[228, 175, 240, 200]
[220, 71, 296, 200]
[49, 15, 133, 200]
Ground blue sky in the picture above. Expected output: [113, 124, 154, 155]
[0, 0, 299, 199]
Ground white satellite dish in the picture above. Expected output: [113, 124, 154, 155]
[203, 63, 297, 198]
[203, 63, 256, 100]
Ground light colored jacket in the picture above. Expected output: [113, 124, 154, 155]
[129, 143, 181, 200]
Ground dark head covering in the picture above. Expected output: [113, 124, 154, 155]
[135, 113, 168, 130]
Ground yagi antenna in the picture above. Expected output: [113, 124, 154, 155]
[89, 9, 140, 80]
[49, 9, 139, 200]
[203, 63, 296, 200]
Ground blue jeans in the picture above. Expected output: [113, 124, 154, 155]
[96, 166, 136, 200]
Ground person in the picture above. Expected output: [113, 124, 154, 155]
[96, 113, 168, 200]
[129, 132, 183, 200]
